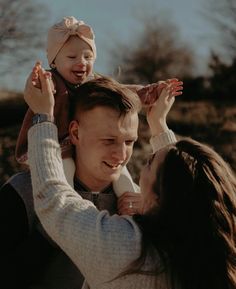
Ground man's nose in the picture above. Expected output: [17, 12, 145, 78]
[112, 143, 127, 162]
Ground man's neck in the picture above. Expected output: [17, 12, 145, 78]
[74, 174, 112, 193]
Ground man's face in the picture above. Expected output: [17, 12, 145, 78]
[54, 36, 95, 85]
[70, 106, 139, 191]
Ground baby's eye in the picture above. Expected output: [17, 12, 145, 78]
[84, 54, 94, 60]
[68, 56, 76, 59]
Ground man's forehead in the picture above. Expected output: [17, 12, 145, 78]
[77, 106, 138, 123]
[77, 106, 138, 135]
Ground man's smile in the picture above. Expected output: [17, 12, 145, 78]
[103, 161, 123, 170]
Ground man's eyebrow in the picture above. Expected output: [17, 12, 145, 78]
[100, 134, 116, 138]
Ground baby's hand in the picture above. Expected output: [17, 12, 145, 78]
[31, 61, 56, 94]
[31, 61, 42, 89]
[137, 82, 166, 107]
[138, 78, 183, 107]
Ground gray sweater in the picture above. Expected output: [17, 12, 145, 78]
[28, 122, 176, 289]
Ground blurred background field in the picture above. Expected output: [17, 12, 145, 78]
[1, 92, 235, 186]
[127, 99, 236, 183]
[0, 0, 236, 186]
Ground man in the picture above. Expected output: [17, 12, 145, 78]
[1, 71, 181, 289]
[0, 76, 138, 289]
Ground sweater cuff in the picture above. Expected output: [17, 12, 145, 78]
[150, 130, 176, 153]
[28, 122, 58, 142]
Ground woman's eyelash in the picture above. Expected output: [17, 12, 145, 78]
[147, 154, 155, 166]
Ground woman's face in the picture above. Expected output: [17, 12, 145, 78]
[139, 148, 167, 213]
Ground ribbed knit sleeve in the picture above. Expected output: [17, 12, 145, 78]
[150, 129, 177, 153]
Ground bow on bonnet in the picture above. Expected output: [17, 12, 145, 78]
[47, 16, 97, 65]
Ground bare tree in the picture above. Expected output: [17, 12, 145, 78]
[0, 0, 49, 75]
[204, 0, 236, 58]
[109, 16, 194, 84]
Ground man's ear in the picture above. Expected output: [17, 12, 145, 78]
[69, 120, 80, 145]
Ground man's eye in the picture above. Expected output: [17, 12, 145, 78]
[125, 140, 134, 146]
[103, 139, 114, 145]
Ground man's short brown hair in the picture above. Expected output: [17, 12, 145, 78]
[69, 76, 141, 120]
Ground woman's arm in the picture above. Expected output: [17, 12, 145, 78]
[25, 65, 182, 285]
[147, 80, 183, 152]
[25, 66, 142, 286]
[28, 122, 141, 285]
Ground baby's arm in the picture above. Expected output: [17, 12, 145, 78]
[124, 79, 181, 107]
[124, 84, 144, 92]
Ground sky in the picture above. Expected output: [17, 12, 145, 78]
[1, 0, 222, 91]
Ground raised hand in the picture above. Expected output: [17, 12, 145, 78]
[146, 80, 183, 136]
[31, 60, 42, 88]
[31, 60, 56, 93]
[24, 63, 55, 116]
[137, 78, 183, 107]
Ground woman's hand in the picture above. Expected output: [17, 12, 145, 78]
[147, 80, 183, 136]
[24, 62, 55, 116]
[31, 61, 56, 94]
[118, 192, 143, 215]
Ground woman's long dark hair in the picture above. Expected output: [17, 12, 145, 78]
[127, 138, 236, 289]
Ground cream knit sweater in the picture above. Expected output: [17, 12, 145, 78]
[28, 122, 176, 289]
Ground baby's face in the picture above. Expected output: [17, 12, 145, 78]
[54, 36, 95, 85]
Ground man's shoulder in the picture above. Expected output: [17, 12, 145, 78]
[1, 171, 31, 192]
[0, 173, 31, 238]
[4, 170, 32, 189]
[0, 170, 32, 203]
[1, 170, 35, 228]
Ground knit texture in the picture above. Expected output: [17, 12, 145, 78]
[28, 122, 172, 289]
[150, 130, 177, 153]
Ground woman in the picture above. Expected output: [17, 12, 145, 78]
[26, 68, 236, 289]
[134, 138, 236, 289]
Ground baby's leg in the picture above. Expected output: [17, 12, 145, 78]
[62, 157, 76, 188]
[113, 166, 140, 197]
